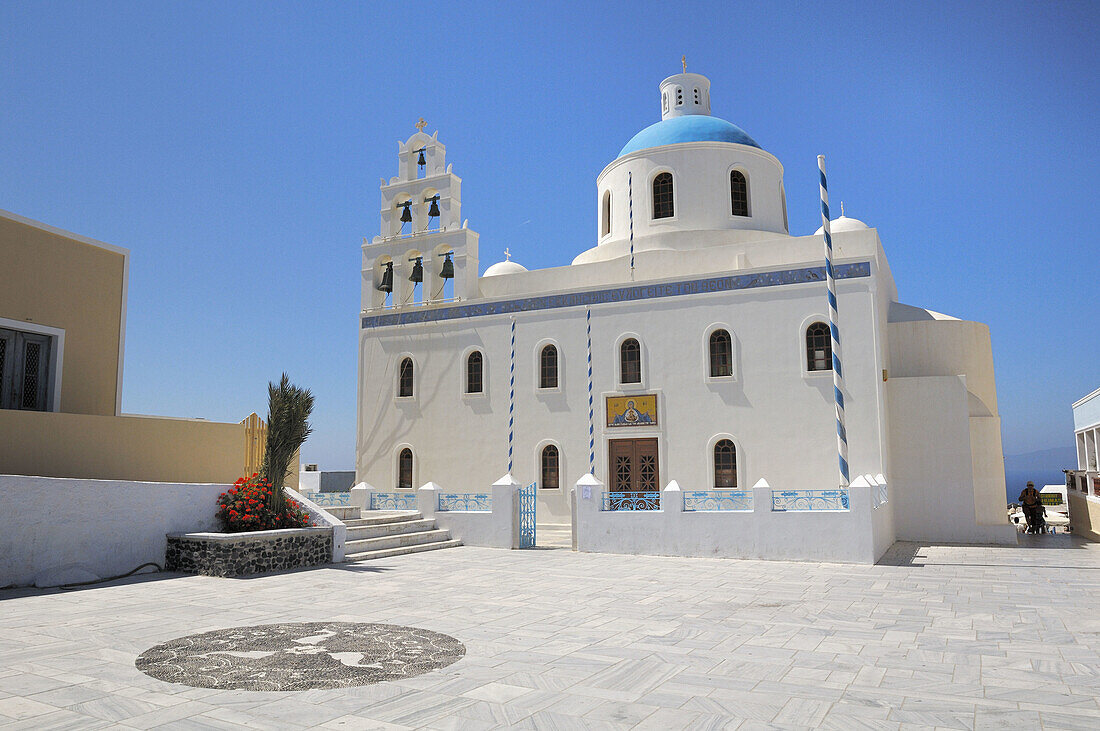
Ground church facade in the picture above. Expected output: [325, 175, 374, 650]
[356, 71, 1014, 547]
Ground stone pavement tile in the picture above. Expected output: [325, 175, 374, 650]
[0, 695, 61, 720]
[514, 708, 628, 730]
[117, 699, 219, 729]
[342, 689, 479, 727]
[317, 714, 411, 730]
[461, 681, 533, 704]
[1034, 710, 1100, 731]
[66, 694, 165, 724]
[772, 697, 832, 727]
[24, 683, 108, 708]
[233, 695, 351, 727]
[0, 708, 116, 730]
[972, 707, 1041, 730]
[581, 699, 660, 725]
[632, 706, 736, 730]
[681, 690, 787, 722]
[887, 707, 975, 729]
[819, 710, 901, 730]
[199, 705, 310, 730]
[0, 672, 71, 696]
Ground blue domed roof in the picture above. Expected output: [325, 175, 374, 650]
[618, 115, 760, 157]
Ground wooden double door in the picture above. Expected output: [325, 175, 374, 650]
[609, 438, 659, 493]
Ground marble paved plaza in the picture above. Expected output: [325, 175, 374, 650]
[2, 537, 1100, 730]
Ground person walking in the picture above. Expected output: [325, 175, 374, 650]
[1018, 481, 1046, 534]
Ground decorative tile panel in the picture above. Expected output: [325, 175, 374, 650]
[771, 490, 850, 512]
[437, 493, 492, 512]
[683, 490, 754, 512]
[369, 492, 417, 510]
[602, 491, 661, 511]
[362, 262, 872, 329]
[311, 492, 351, 507]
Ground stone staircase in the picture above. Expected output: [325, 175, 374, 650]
[340, 509, 462, 562]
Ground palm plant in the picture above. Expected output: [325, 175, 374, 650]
[260, 373, 314, 515]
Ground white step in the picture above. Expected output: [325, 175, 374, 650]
[325, 506, 361, 521]
[345, 529, 453, 554]
[345, 518, 436, 541]
[343, 511, 422, 528]
[344, 539, 463, 562]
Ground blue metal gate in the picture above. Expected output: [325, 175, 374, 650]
[519, 481, 536, 548]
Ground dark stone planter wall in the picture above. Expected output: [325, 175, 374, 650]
[166, 527, 333, 577]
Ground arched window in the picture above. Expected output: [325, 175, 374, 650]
[398, 448, 413, 489]
[541, 445, 559, 489]
[652, 173, 674, 219]
[620, 338, 641, 384]
[806, 322, 832, 372]
[398, 357, 414, 396]
[601, 191, 611, 236]
[714, 440, 737, 488]
[730, 171, 749, 217]
[466, 351, 483, 394]
[539, 345, 558, 389]
[709, 329, 732, 377]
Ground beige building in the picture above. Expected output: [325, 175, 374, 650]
[0, 209, 287, 484]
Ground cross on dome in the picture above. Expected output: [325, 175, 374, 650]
[681, 55, 686, 73]
[504, 247, 511, 261]
[415, 118, 427, 132]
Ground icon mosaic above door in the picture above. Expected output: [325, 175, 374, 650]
[606, 394, 657, 427]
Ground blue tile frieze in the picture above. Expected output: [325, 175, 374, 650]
[362, 261, 872, 330]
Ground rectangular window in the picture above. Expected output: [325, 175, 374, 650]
[0, 327, 54, 412]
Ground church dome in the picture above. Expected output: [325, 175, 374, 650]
[483, 258, 528, 277]
[815, 215, 870, 235]
[619, 115, 760, 158]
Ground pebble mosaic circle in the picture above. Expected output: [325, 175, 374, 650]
[135, 622, 465, 691]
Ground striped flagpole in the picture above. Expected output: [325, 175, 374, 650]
[628, 171, 635, 279]
[586, 307, 594, 474]
[508, 317, 516, 474]
[818, 155, 849, 487]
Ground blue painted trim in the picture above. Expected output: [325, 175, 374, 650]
[362, 262, 872, 330]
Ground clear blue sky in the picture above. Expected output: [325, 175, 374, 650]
[2, 1, 1096, 470]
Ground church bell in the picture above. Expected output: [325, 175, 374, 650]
[399, 202, 413, 223]
[409, 256, 423, 283]
[377, 261, 393, 292]
[416, 148, 426, 167]
[427, 195, 440, 218]
[440, 252, 455, 280]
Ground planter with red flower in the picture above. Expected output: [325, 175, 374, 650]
[165, 375, 331, 577]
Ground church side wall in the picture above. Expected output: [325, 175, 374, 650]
[356, 272, 889, 523]
[887, 318, 1010, 533]
[886, 375, 1015, 544]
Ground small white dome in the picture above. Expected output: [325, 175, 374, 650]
[483, 259, 528, 277]
[815, 215, 870, 235]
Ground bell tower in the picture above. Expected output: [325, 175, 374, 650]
[362, 120, 479, 311]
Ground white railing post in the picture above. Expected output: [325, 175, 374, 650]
[349, 481, 374, 511]
[491, 473, 521, 548]
[573, 473, 604, 552]
[752, 477, 771, 512]
[417, 482, 439, 518]
[663, 480, 683, 514]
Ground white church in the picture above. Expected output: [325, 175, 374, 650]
[355, 69, 1014, 552]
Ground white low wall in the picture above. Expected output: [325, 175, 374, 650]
[574, 479, 895, 564]
[286, 488, 347, 562]
[0, 474, 228, 588]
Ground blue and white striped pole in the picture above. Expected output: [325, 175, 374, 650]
[819, 155, 849, 487]
[508, 316, 516, 474]
[628, 171, 635, 280]
[586, 306, 594, 474]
